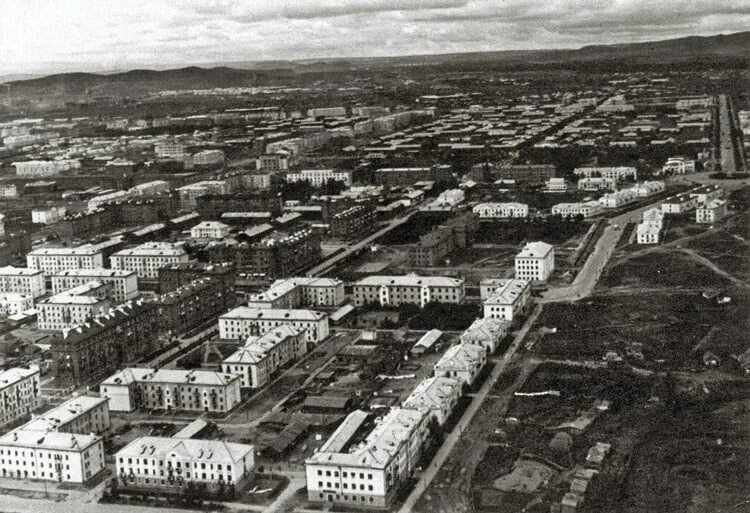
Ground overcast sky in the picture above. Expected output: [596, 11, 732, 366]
[1, 0, 748, 75]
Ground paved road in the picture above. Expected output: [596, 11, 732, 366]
[397, 305, 542, 513]
[718, 94, 741, 174]
[305, 210, 418, 277]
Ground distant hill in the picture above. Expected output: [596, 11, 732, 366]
[3, 31, 748, 97]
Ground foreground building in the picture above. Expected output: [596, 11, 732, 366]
[101, 368, 242, 413]
[305, 407, 429, 508]
[222, 326, 307, 389]
[481, 278, 532, 324]
[551, 202, 603, 219]
[636, 207, 665, 245]
[515, 242, 555, 282]
[460, 317, 509, 354]
[402, 376, 462, 426]
[116, 437, 255, 492]
[696, 199, 728, 224]
[353, 274, 465, 308]
[37, 282, 112, 331]
[0, 367, 41, 428]
[219, 307, 329, 343]
[434, 343, 487, 387]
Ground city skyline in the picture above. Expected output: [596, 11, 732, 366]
[1, 0, 749, 75]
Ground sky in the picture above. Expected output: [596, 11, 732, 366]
[0, 0, 748, 75]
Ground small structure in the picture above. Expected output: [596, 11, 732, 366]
[585, 442, 612, 469]
[411, 329, 443, 355]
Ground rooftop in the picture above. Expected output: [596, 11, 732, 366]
[221, 306, 327, 322]
[117, 436, 253, 464]
[516, 241, 554, 259]
[356, 273, 464, 288]
[102, 367, 240, 387]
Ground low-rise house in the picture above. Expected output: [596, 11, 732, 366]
[402, 376, 462, 426]
[460, 317, 509, 354]
[434, 343, 487, 387]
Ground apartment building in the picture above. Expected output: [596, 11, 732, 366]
[222, 325, 307, 388]
[0, 367, 41, 428]
[37, 282, 112, 331]
[410, 214, 475, 267]
[50, 301, 160, 387]
[494, 164, 556, 185]
[433, 343, 487, 387]
[27, 245, 105, 275]
[330, 204, 378, 240]
[577, 177, 617, 191]
[155, 141, 186, 159]
[110, 242, 189, 279]
[177, 181, 230, 210]
[473, 202, 529, 219]
[0, 184, 18, 198]
[256, 153, 289, 172]
[689, 185, 723, 204]
[515, 242, 555, 282]
[12, 159, 79, 177]
[152, 276, 235, 337]
[23, 395, 110, 437]
[460, 317, 509, 354]
[219, 307, 329, 343]
[158, 261, 235, 293]
[637, 208, 664, 244]
[551, 201, 603, 218]
[305, 407, 429, 509]
[0, 266, 46, 298]
[662, 157, 695, 174]
[0, 292, 34, 315]
[481, 278, 532, 324]
[51, 268, 138, 302]
[247, 277, 345, 309]
[116, 437, 254, 491]
[190, 221, 231, 239]
[32, 205, 67, 224]
[546, 177, 568, 191]
[573, 166, 637, 181]
[696, 199, 728, 224]
[631, 181, 666, 197]
[599, 189, 638, 209]
[101, 368, 242, 413]
[193, 149, 225, 166]
[662, 193, 699, 214]
[353, 274, 465, 308]
[286, 169, 352, 187]
[402, 376, 462, 426]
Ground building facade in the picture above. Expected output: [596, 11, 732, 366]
[219, 306, 329, 343]
[0, 266, 46, 298]
[50, 269, 139, 303]
[110, 242, 190, 279]
[37, 282, 112, 331]
[481, 278, 532, 324]
[27, 245, 104, 275]
[0, 367, 41, 428]
[353, 274, 465, 308]
[515, 241, 555, 282]
[247, 277, 345, 309]
[473, 202, 529, 219]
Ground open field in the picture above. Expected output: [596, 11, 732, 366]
[475, 218, 592, 246]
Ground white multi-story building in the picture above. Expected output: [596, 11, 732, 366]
[661, 193, 699, 214]
[88, 190, 132, 211]
[574, 166, 637, 181]
[599, 189, 638, 209]
[577, 177, 617, 191]
[631, 181, 666, 197]
[662, 157, 695, 174]
[546, 177, 568, 191]
[0, 292, 34, 315]
[23, 395, 111, 436]
[515, 242, 555, 282]
[101, 368, 242, 413]
[190, 221, 230, 239]
[192, 149, 225, 166]
[636, 208, 664, 244]
[0, 184, 18, 198]
[37, 282, 112, 331]
[307, 107, 346, 118]
[286, 169, 352, 187]
[12, 159, 79, 177]
[222, 325, 307, 389]
[696, 199, 728, 224]
[155, 141, 186, 159]
[50, 268, 138, 303]
[246, 277, 345, 309]
[305, 407, 429, 509]
[0, 266, 46, 298]
[110, 242, 189, 279]
[481, 278, 532, 324]
[116, 437, 255, 491]
[421, 189, 465, 211]
[473, 202, 529, 219]
[551, 201, 603, 218]
[460, 317, 509, 354]
[402, 376, 462, 426]
[256, 153, 289, 172]
[219, 307, 329, 343]
[176, 180, 230, 210]
[27, 245, 104, 275]
[129, 180, 170, 196]
[689, 185, 723, 204]
[31, 205, 67, 224]
[434, 343, 487, 387]
[353, 274, 465, 308]
[0, 367, 40, 428]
